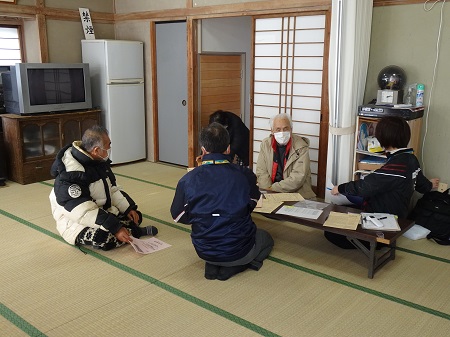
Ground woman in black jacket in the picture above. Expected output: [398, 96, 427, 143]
[327, 116, 439, 248]
[209, 110, 250, 166]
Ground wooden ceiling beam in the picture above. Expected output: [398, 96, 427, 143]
[0, 3, 113, 23]
[115, 0, 331, 21]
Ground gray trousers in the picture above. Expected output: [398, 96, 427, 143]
[207, 228, 274, 270]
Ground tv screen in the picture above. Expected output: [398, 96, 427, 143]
[2, 63, 92, 115]
[28, 68, 86, 106]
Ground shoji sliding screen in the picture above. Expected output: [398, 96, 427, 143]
[252, 14, 327, 192]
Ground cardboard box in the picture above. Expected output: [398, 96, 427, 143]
[357, 162, 383, 171]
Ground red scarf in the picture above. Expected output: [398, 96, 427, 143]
[270, 136, 292, 183]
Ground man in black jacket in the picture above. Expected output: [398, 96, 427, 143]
[49, 125, 157, 251]
[209, 110, 250, 166]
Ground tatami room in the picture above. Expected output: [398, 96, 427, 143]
[0, 1, 449, 337]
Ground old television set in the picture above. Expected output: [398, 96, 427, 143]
[2, 63, 92, 115]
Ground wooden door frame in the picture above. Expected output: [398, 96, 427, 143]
[187, 18, 199, 168]
[150, 19, 195, 165]
[150, 21, 159, 162]
[152, 10, 329, 192]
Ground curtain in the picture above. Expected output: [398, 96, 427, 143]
[325, 0, 373, 201]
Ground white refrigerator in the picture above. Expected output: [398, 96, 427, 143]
[81, 39, 146, 164]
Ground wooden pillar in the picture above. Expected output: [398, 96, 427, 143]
[36, 0, 48, 63]
[187, 17, 198, 168]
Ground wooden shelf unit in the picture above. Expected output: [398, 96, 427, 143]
[1, 109, 101, 184]
[353, 115, 423, 179]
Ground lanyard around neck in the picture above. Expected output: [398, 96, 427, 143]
[201, 159, 230, 165]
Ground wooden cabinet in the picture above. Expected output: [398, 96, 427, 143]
[353, 115, 423, 179]
[1, 109, 101, 184]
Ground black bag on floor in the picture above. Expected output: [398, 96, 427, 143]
[409, 189, 450, 245]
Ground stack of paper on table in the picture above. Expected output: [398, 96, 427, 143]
[253, 195, 282, 214]
[361, 213, 400, 231]
[264, 193, 304, 202]
[254, 192, 304, 214]
[275, 205, 323, 219]
[323, 212, 360, 230]
[293, 200, 329, 210]
[274, 199, 328, 219]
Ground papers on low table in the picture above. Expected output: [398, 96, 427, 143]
[254, 200, 283, 214]
[253, 194, 282, 214]
[323, 212, 360, 230]
[274, 199, 328, 219]
[254, 193, 326, 218]
[361, 213, 400, 231]
[254, 192, 303, 214]
[275, 205, 323, 219]
[264, 193, 304, 202]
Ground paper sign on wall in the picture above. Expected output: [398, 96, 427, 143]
[79, 8, 95, 40]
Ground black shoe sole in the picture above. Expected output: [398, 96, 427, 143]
[217, 265, 248, 281]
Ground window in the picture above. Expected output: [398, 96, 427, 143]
[0, 25, 22, 66]
[252, 14, 327, 189]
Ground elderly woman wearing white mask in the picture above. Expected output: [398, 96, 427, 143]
[256, 113, 316, 199]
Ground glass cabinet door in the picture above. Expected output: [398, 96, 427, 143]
[22, 124, 43, 159]
[42, 122, 60, 156]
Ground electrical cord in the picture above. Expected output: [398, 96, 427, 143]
[421, 0, 446, 173]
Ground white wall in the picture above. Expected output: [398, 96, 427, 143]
[23, 20, 41, 63]
[366, 4, 450, 184]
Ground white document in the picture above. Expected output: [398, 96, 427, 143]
[293, 200, 329, 210]
[327, 192, 355, 206]
[361, 213, 400, 231]
[275, 205, 323, 220]
[326, 178, 354, 206]
[325, 180, 352, 206]
[326, 178, 364, 206]
[264, 193, 304, 202]
[129, 237, 171, 254]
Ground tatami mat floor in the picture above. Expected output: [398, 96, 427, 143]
[1, 161, 449, 337]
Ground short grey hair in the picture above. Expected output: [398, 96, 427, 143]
[269, 113, 293, 130]
[81, 125, 109, 152]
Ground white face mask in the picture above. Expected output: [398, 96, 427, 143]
[274, 131, 291, 146]
[100, 148, 111, 161]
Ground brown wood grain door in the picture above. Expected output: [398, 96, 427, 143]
[199, 54, 242, 128]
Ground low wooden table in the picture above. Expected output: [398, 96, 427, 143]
[266, 203, 415, 278]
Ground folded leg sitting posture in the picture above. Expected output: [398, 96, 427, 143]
[171, 123, 274, 280]
[49, 125, 158, 252]
[206, 229, 274, 280]
[77, 212, 158, 251]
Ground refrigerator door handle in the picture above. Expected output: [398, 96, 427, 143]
[108, 79, 144, 85]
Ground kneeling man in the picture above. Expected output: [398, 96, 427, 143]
[171, 123, 274, 280]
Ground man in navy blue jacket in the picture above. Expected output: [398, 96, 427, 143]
[170, 123, 274, 280]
